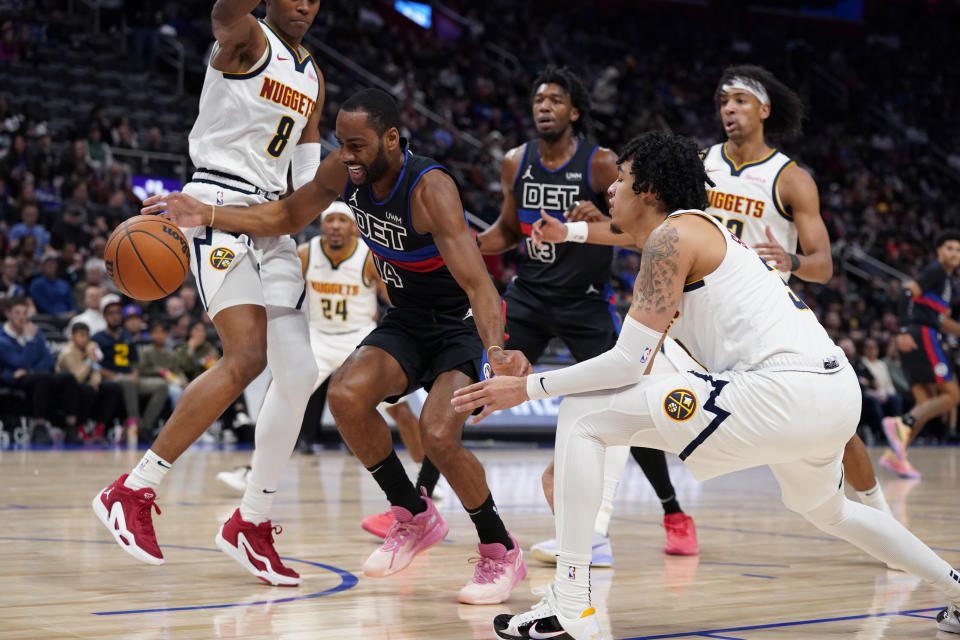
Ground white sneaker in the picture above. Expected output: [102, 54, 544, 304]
[216, 466, 251, 493]
[493, 582, 602, 640]
[530, 533, 613, 568]
[938, 604, 960, 634]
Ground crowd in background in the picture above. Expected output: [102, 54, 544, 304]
[0, 0, 957, 445]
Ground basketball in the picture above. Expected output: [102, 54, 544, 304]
[104, 215, 190, 300]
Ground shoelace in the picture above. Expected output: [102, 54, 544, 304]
[381, 520, 416, 552]
[137, 496, 161, 532]
[467, 554, 504, 584]
[664, 517, 690, 536]
[251, 521, 282, 545]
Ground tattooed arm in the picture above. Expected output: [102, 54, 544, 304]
[626, 219, 690, 332]
[451, 218, 697, 420]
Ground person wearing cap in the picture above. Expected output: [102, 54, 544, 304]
[28, 251, 76, 319]
[92, 296, 168, 442]
[121, 304, 149, 343]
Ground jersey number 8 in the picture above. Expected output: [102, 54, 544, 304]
[267, 116, 295, 158]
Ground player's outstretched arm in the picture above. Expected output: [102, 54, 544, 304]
[413, 170, 530, 377]
[755, 164, 833, 283]
[142, 153, 347, 236]
[210, 1, 266, 72]
[453, 219, 693, 421]
[477, 147, 524, 255]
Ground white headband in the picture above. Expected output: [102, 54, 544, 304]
[321, 201, 355, 222]
[721, 77, 770, 105]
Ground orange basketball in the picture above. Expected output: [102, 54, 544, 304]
[104, 215, 190, 300]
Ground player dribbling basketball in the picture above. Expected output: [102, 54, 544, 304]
[92, 0, 325, 586]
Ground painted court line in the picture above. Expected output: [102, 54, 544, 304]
[619, 607, 943, 639]
[0, 536, 358, 615]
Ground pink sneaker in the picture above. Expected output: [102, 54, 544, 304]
[215, 509, 300, 586]
[361, 510, 395, 539]
[882, 417, 910, 462]
[362, 489, 448, 578]
[663, 512, 699, 556]
[879, 450, 922, 480]
[92, 473, 164, 565]
[458, 533, 527, 604]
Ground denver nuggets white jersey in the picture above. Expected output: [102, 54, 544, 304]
[703, 143, 797, 280]
[305, 236, 378, 334]
[667, 210, 841, 373]
[189, 20, 320, 194]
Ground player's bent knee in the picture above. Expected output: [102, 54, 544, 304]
[420, 428, 460, 463]
[796, 490, 847, 528]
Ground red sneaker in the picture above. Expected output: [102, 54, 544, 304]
[215, 509, 300, 586]
[362, 510, 395, 539]
[663, 512, 699, 556]
[92, 473, 164, 565]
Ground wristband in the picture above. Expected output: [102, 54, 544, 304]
[564, 221, 589, 243]
[788, 253, 800, 271]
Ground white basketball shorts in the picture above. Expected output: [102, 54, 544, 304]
[309, 322, 377, 391]
[560, 354, 861, 514]
[179, 182, 305, 318]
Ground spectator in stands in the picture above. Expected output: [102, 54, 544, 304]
[85, 125, 113, 175]
[168, 311, 191, 347]
[51, 206, 91, 252]
[55, 242, 82, 287]
[29, 253, 76, 319]
[2, 255, 24, 297]
[0, 20, 19, 62]
[122, 304, 149, 342]
[92, 296, 168, 441]
[13, 233, 39, 280]
[73, 261, 107, 309]
[139, 319, 187, 412]
[175, 320, 219, 382]
[67, 287, 110, 337]
[178, 285, 203, 323]
[9, 203, 49, 257]
[111, 116, 139, 150]
[59, 139, 92, 184]
[861, 337, 904, 418]
[56, 322, 123, 443]
[0, 296, 81, 444]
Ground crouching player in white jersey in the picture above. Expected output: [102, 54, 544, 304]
[93, 0, 324, 586]
[453, 132, 960, 639]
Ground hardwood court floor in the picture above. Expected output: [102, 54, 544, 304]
[0, 444, 957, 639]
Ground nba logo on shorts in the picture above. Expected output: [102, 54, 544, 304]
[568, 566, 576, 580]
[216, 190, 224, 206]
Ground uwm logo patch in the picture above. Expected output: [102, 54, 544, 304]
[209, 247, 236, 270]
[664, 389, 697, 422]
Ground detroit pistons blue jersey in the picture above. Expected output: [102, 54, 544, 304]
[343, 141, 471, 313]
[511, 139, 613, 291]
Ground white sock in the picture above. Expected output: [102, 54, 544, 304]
[595, 446, 630, 536]
[554, 552, 592, 618]
[124, 450, 172, 490]
[240, 478, 275, 524]
[856, 481, 893, 517]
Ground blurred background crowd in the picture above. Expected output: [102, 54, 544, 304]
[0, 0, 956, 446]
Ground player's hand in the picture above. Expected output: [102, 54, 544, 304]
[452, 375, 529, 423]
[489, 348, 533, 377]
[753, 226, 792, 271]
[532, 210, 568, 247]
[565, 200, 606, 222]
[896, 332, 917, 352]
[141, 192, 209, 228]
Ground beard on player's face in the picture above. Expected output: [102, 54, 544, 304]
[359, 142, 390, 185]
[536, 125, 567, 144]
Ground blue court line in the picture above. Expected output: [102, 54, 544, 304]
[696, 634, 745, 640]
[900, 612, 938, 620]
[619, 607, 944, 639]
[0, 536, 358, 615]
[740, 573, 776, 579]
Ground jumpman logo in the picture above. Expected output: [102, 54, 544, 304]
[521, 165, 534, 181]
[349, 191, 359, 207]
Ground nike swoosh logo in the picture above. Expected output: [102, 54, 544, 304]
[277, 55, 290, 61]
[157, 460, 172, 469]
[262, 489, 277, 494]
[539, 377, 547, 393]
[529, 623, 566, 639]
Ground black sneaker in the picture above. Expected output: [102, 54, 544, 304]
[938, 605, 960, 634]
